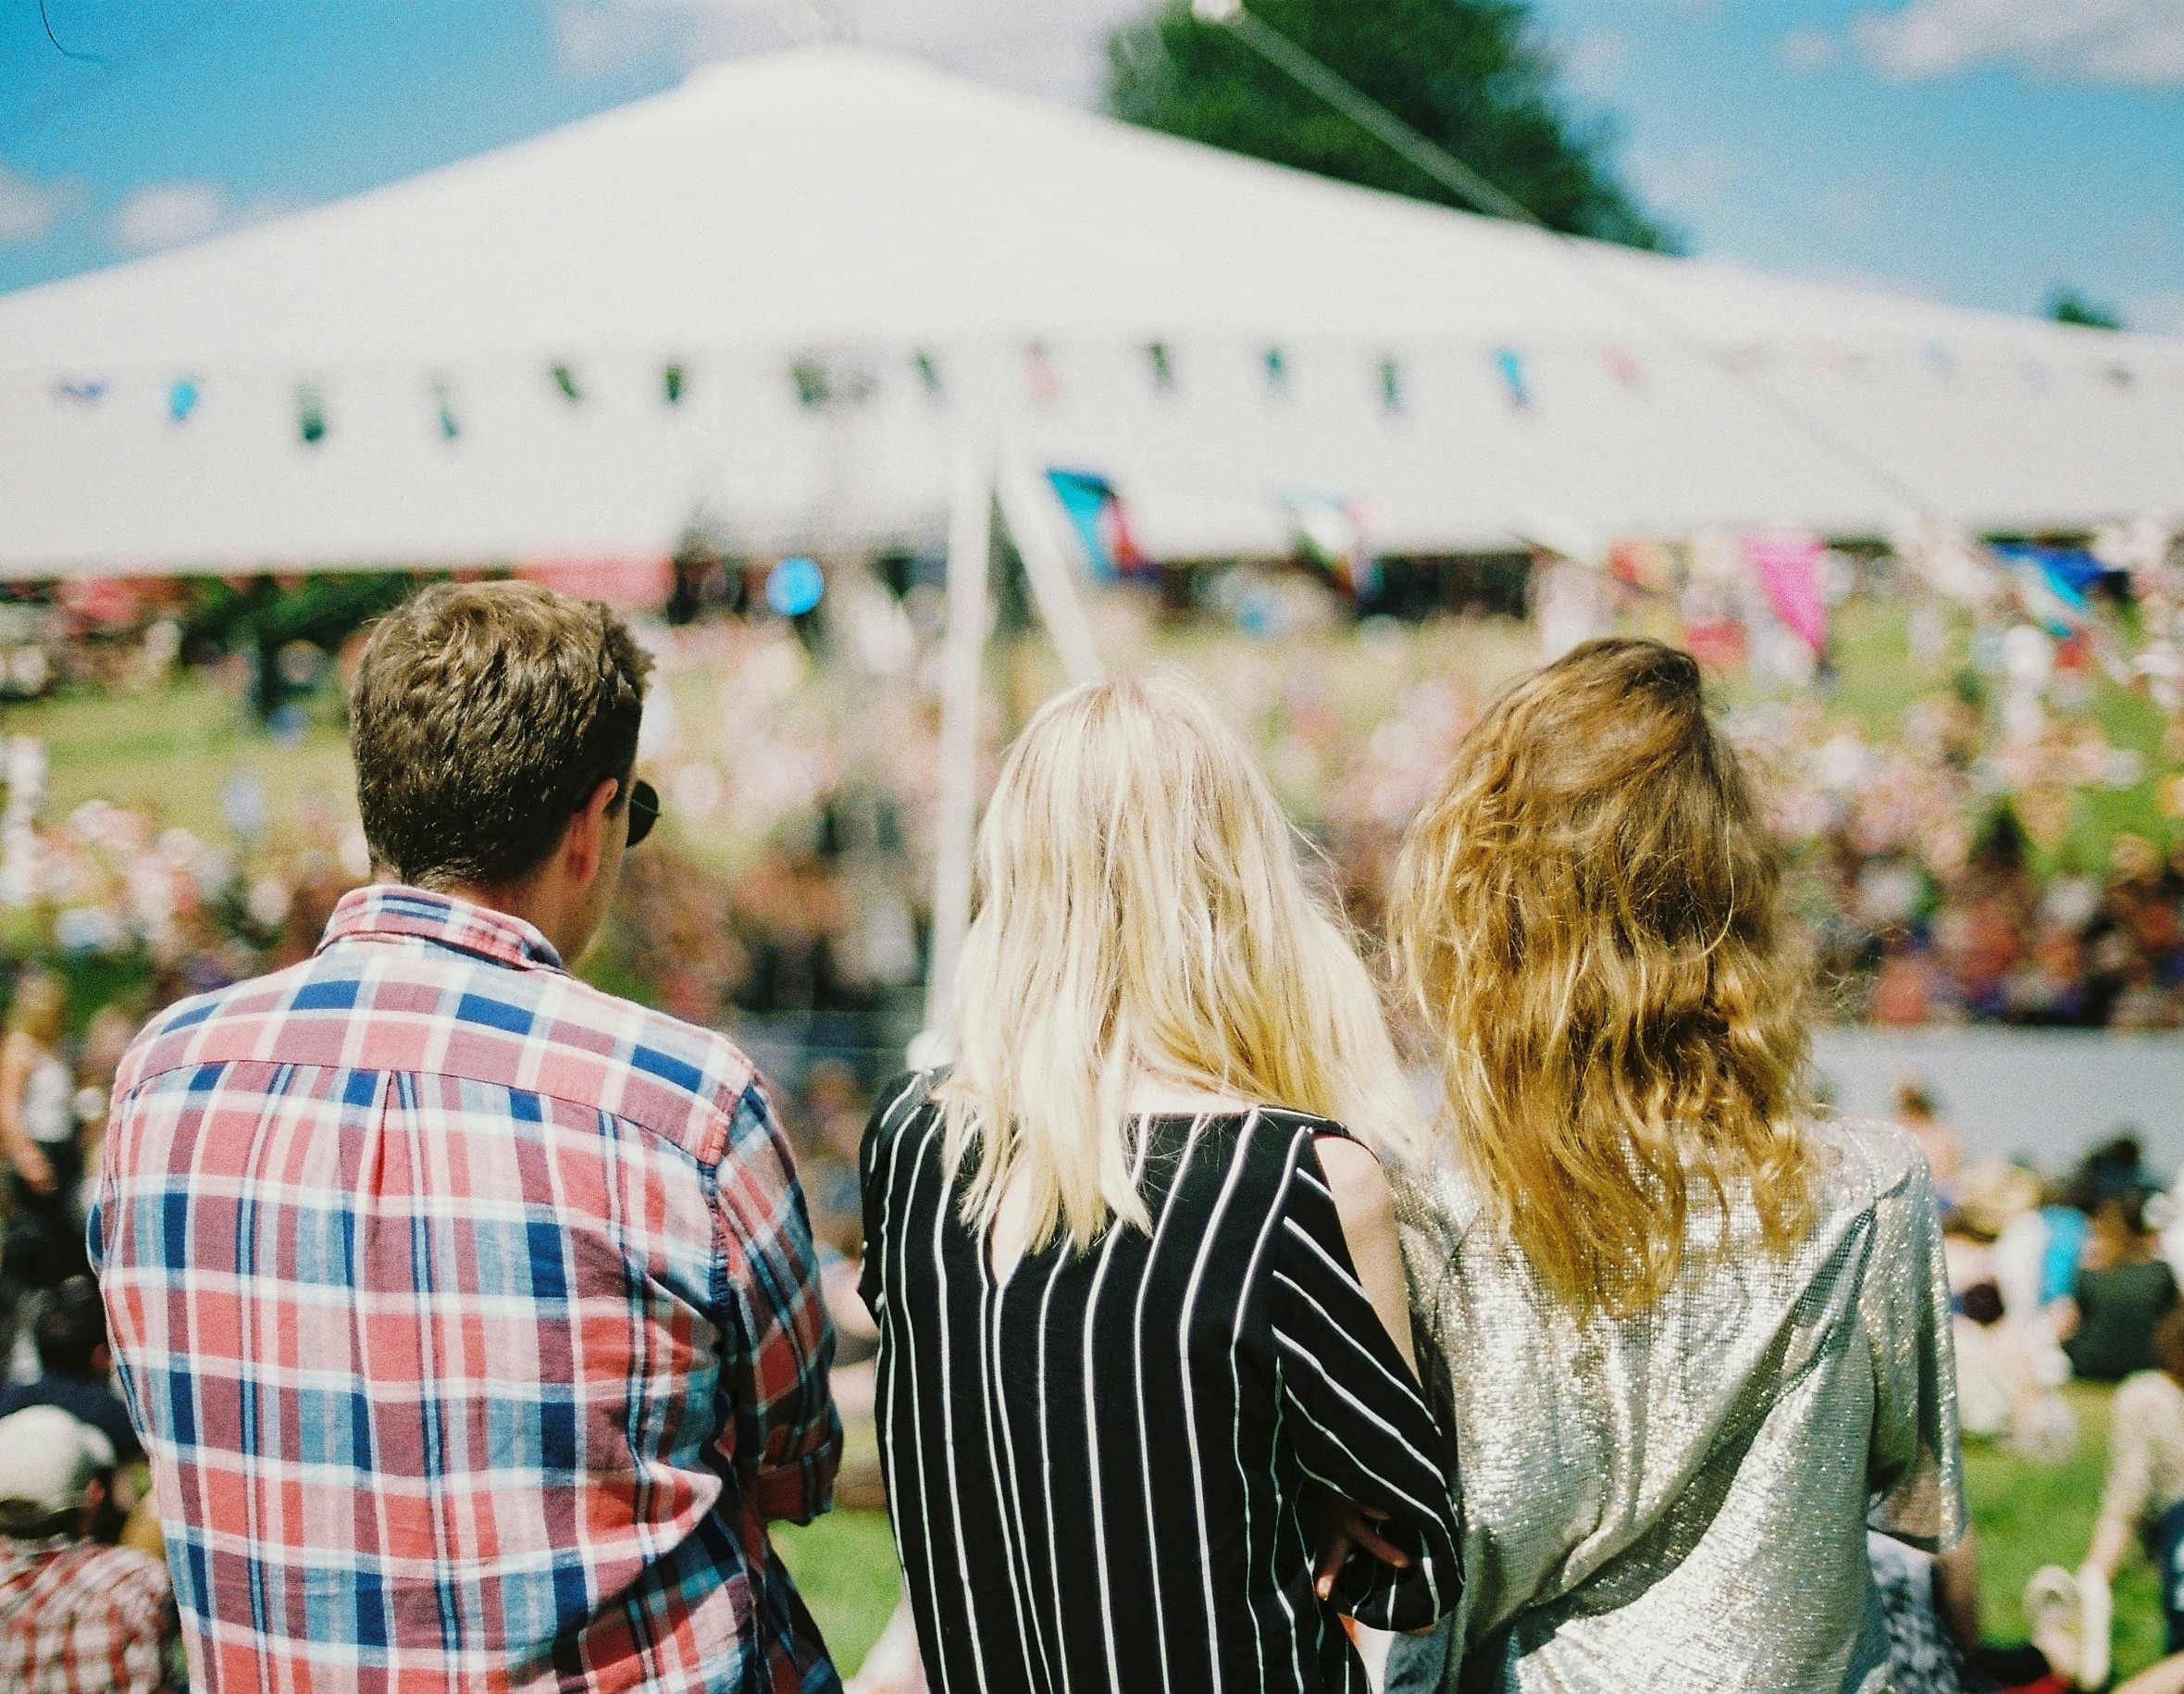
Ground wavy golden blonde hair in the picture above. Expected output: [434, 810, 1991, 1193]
[939, 672, 1421, 1253]
[1389, 638, 1812, 1317]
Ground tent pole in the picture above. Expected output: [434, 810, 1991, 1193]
[917, 442, 995, 1056]
[995, 445, 1105, 688]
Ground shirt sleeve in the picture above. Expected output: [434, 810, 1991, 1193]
[711, 1077, 842, 1526]
[857, 1070, 934, 1321]
[1269, 1136, 1463, 1632]
[1865, 1145, 1968, 1550]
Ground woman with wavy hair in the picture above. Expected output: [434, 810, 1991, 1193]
[859, 673, 1461, 1694]
[1383, 639, 1962, 1694]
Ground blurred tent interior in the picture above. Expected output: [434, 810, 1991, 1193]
[0, 45, 2180, 579]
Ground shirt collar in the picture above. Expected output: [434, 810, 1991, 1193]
[319, 885, 566, 974]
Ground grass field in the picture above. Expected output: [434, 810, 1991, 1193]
[784, 1384, 2168, 1681]
[1969, 1384, 2169, 1680]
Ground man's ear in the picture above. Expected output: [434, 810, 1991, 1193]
[563, 778, 622, 889]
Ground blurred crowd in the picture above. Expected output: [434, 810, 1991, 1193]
[5, 535, 2184, 1253]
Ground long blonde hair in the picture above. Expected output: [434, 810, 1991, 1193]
[1388, 639, 1812, 1318]
[939, 672, 1421, 1252]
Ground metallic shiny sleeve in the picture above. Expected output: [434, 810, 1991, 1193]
[1862, 1144, 1968, 1551]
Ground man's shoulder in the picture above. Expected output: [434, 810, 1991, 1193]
[39, 1540, 169, 1614]
[117, 956, 329, 1093]
[543, 975, 767, 1159]
[117, 946, 768, 1168]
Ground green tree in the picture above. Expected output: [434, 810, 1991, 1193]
[2046, 286, 2121, 330]
[1106, 0, 1674, 251]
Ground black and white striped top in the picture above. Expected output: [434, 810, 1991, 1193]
[858, 1073, 1463, 1694]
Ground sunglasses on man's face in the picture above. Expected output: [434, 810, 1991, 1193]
[625, 778, 661, 850]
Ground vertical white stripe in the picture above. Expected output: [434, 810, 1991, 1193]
[931, 1123, 993, 1691]
[1173, 1105, 1264, 1694]
[1080, 1130, 1151, 1689]
[885, 1104, 948, 1684]
[1035, 1250, 1073, 1694]
[1229, 1111, 1297, 1694]
[1130, 1119, 1209, 1694]
[974, 1254, 1037, 1685]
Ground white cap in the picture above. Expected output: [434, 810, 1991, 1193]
[0, 1408, 115, 1536]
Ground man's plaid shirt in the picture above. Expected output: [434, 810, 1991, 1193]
[0, 1537, 174, 1694]
[92, 886, 842, 1693]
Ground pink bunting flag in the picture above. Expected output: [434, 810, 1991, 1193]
[1743, 530, 1828, 655]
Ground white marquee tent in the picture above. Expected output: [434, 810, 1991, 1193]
[1, 45, 2180, 576]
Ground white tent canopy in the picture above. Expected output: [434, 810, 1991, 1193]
[1, 45, 2179, 574]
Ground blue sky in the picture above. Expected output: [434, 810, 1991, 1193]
[1, 0, 2178, 330]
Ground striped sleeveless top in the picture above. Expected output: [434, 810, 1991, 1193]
[858, 1073, 1463, 1694]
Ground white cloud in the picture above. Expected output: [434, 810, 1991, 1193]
[2128, 293, 2184, 336]
[1777, 25, 1840, 71]
[112, 181, 227, 252]
[1854, 0, 2184, 85]
[1627, 144, 1737, 215]
[110, 181, 303, 255]
[550, 0, 1146, 101]
[0, 160, 75, 247]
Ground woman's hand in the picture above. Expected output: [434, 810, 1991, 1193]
[1314, 1497, 1410, 1600]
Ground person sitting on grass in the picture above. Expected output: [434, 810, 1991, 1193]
[2060, 1304, 2184, 1689]
[2064, 1191, 2179, 1384]
[0, 1405, 174, 1694]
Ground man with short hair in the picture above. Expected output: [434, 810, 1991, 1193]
[0, 1405, 174, 1694]
[0, 1276, 141, 1464]
[93, 582, 842, 1692]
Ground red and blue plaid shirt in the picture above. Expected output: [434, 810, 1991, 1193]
[92, 886, 842, 1694]
[0, 1537, 176, 1694]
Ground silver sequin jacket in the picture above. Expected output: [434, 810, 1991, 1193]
[1386, 1116, 1965, 1694]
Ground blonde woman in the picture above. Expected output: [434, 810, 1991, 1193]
[858, 674, 1461, 1694]
[1, 970, 83, 1290]
[1383, 640, 1963, 1694]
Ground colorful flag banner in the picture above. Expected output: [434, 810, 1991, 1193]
[432, 380, 460, 442]
[912, 350, 945, 399]
[1494, 346, 1530, 410]
[1282, 492, 1378, 599]
[1147, 342, 1176, 392]
[1602, 346, 1645, 391]
[1743, 530, 1828, 654]
[1263, 347, 1290, 397]
[551, 364, 583, 404]
[167, 378, 199, 424]
[1024, 343, 1060, 405]
[1046, 467, 1145, 579]
[663, 363, 686, 405]
[297, 383, 326, 446]
[1994, 542, 2103, 637]
[1377, 357, 1404, 414]
[51, 378, 105, 405]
